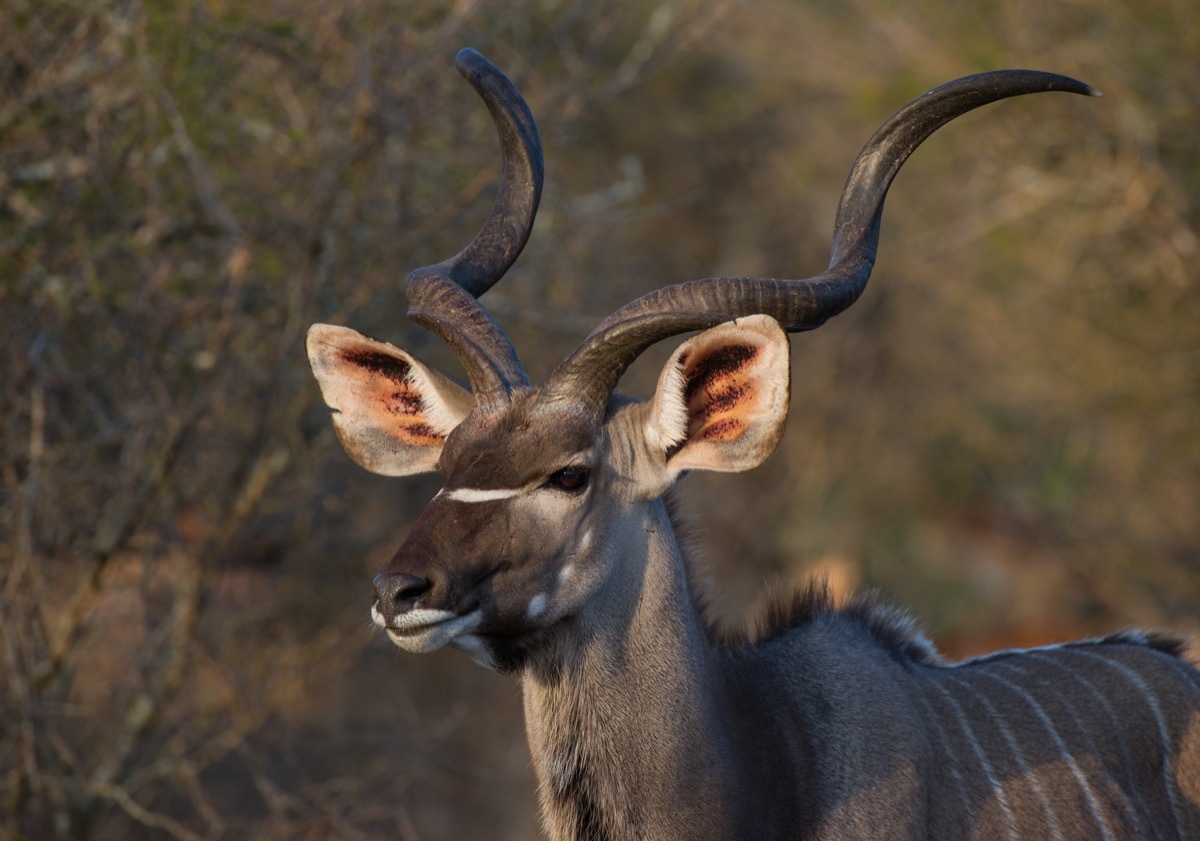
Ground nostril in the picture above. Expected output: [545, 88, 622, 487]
[373, 572, 431, 607]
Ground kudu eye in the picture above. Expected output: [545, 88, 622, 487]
[546, 466, 590, 493]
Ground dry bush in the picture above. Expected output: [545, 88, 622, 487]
[1, 0, 1196, 838]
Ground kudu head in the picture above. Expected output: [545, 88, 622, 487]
[307, 49, 1097, 672]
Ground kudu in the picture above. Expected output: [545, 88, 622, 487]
[307, 50, 1200, 840]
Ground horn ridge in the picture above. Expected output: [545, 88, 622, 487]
[407, 270, 531, 409]
[403, 49, 544, 408]
[541, 70, 1098, 418]
[425, 48, 545, 297]
[827, 69, 1099, 270]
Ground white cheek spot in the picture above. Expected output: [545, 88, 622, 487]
[527, 593, 547, 620]
[559, 565, 574, 584]
[580, 529, 593, 552]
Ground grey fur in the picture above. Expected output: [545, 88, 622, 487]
[362, 395, 1200, 841]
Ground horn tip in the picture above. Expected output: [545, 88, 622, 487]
[456, 48, 490, 76]
[1054, 73, 1102, 99]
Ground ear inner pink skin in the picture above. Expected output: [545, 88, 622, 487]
[652, 316, 791, 474]
[338, 347, 446, 448]
[318, 342, 445, 447]
[307, 323, 473, 476]
[682, 343, 760, 443]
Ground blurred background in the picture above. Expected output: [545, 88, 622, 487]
[2, 0, 1198, 838]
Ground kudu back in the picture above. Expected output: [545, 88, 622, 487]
[307, 50, 1200, 840]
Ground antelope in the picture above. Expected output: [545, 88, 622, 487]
[307, 49, 1200, 840]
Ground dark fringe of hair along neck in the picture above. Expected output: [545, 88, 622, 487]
[667, 493, 941, 665]
[665, 490, 1194, 669]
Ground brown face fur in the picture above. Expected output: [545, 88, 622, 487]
[380, 394, 614, 670]
[309, 315, 791, 671]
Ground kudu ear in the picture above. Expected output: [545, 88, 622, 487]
[645, 314, 790, 477]
[307, 324, 474, 476]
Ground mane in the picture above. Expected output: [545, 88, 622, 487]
[666, 492, 943, 666]
[748, 580, 945, 666]
[950, 627, 1195, 669]
[1100, 629, 1193, 661]
[665, 494, 1196, 670]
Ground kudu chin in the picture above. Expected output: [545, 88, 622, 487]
[307, 49, 1200, 840]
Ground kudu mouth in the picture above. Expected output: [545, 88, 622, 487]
[375, 607, 485, 653]
[371, 570, 484, 651]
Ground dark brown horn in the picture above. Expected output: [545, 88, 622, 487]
[540, 70, 1099, 417]
[405, 48, 544, 409]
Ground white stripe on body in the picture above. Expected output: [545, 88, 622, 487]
[974, 666, 1113, 841]
[912, 687, 974, 833]
[944, 673, 1064, 840]
[1020, 654, 1157, 841]
[1071, 648, 1186, 841]
[927, 679, 1019, 840]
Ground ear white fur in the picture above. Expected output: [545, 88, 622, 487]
[306, 324, 473, 476]
[646, 314, 790, 476]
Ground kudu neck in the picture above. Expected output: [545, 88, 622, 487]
[519, 499, 742, 840]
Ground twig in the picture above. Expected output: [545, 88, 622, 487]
[151, 86, 242, 240]
[84, 780, 208, 841]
